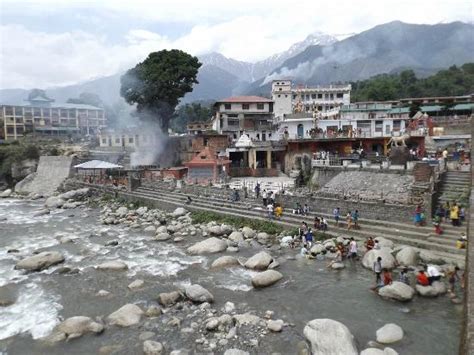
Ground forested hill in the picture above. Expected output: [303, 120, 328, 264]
[350, 63, 474, 102]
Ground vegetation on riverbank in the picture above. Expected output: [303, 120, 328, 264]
[0, 142, 40, 184]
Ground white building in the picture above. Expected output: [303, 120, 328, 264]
[212, 96, 275, 142]
[272, 80, 351, 120]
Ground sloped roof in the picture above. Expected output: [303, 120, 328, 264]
[185, 147, 230, 166]
[216, 96, 273, 103]
[450, 103, 474, 111]
[74, 160, 123, 169]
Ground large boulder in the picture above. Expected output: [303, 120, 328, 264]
[310, 243, 325, 255]
[44, 196, 65, 209]
[362, 248, 396, 270]
[242, 226, 256, 239]
[378, 281, 415, 302]
[244, 251, 273, 270]
[155, 233, 172, 241]
[0, 284, 18, 307]
[376, 323, 404, 344]
[251, 270, 283, 288]
[171, 207, 187, 218]
[375, 237, 394, 249]
[116, 206, 129, 217]
[15, 251, 64, 271]
[185, 284, 214, 303]
[432, 281, 447, 295]
[419, 250, 445, 265]
[96, 261, 128, 271]
[396, 247, 418, 266]
[59, 188, 89, 200]
[415, 284, 440, 297]
[158, 291, 182, 307]
[208, 225, 225, 236]
[228, 231, 245, 244]
[211, 256, 240, 269]
[187, 237, 228, 255]
[0, 189, 12, 198]
[42, 316, 103, 343]
[303, 319, 358, 355]
[143, 340, 164, 355]
[107, 304, 144, 327]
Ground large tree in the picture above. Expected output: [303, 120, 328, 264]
[67, 92, 104, 108]
[120, 50, 201, 132]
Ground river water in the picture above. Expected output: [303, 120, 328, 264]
[0, 198, 462, 354]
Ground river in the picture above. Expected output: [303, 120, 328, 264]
[0, 198, 462, 354]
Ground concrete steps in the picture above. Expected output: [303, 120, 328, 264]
[134, 186, 466, 262]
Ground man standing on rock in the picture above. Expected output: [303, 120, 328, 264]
[333, 207, 340, 227]
[373, 257, 382, 285]
[262, 189, 268, 207]
[348, 238, 358, 260]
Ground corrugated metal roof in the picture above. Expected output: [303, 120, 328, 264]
[420, 105, 444, 112]
[74, 160, 123, 169]
[450, 103, 474, 111]
[388, 107, 410, 114]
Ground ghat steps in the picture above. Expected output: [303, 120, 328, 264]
[437, 171, 471, 206]
[120, 184, 467, 264]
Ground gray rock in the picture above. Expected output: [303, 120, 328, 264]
[233, 313, 264, 327]
[251, 270, 283, 288]
[107, 304, 144, 327]
[395, 247, 418, 266]
[211, 255, 240, 269]
[43, 316, 104, 343]
[0, 189, 12, 198]
[244, 251, 273, 270]
[223, 349, 250, 355]
[155, 232, 172, 241]
[415, 285, 438, 297]
[143, 340, 164, 355]
[139, 331, 155, 341]
[96, 261, 128, 271]
[116, 206, 129, 217]
[224, 301, 235, 313]
[267, 319, 284, 332]
[128, 279, 145, 290]
[0, 284, 18, 306]
[15, 251, 65, 271]
[187, 237, 228, 254]
[362, 248, 396, 270]
[310, 243, 325, 255]
[331, 262, 345, 270]
[304, 318, 358, 355]
[242, 226, 256, 239]
[205, 317, 220, 330]
[432, 281, 447, 295]
[158, 291, 182, 307]
[33, 208, 50, 217]
[185, 284, 214, 303]
[378, 281, 415, 301]
[96, 290, 111, 297]
[144, 225, 156, 233]
[44, 196, 65, 208]
[228, 231, 245, 244]
[171, 207, 187, 218]
[376, 323, 404, 344]
[145, 306, 162, 317]
[374, 237, 394, 249]
[419, 250, 445, 265]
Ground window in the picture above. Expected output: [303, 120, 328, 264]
[285, 95, 288, 98]
[311, 94, 316, 99]
[375, 121, 383, 133]
[242, 104, 249, 110]
[101, 138, 107, 144]
[317, 94, 323, 99]
[34, 108, 41, 116]
[330, 94, 334, 100]
[5, 106, 13, 115]
[16, 126, 24, 134]
[393, 120, 401, 132]
[7, 127, 14, 134]
[42, 108, 50, 117]
[277, 95, 281, 98]
[115, 137, 121, 144]
[279, 88, 282, 91]
[305, 95, 310, 100]
[224, 103, 231, 110]
[128, 137, 134, 143]
[337, 93, 343, 98]
[15, 107, 23, 116]
[68, 109, 76, 117]
[292, 95, 296, 100]
[257, 103, 264, 110]
[228, 119, 239, 126]
[60, 109, 68, 117]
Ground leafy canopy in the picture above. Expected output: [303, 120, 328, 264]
[120, 50, 201, 131]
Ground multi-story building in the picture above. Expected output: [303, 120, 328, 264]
[212, 96, 275, 142]
[0, 92, 106, 141]
[272, 80, 351, 120]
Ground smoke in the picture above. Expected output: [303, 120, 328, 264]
[261, 39, 378, 85]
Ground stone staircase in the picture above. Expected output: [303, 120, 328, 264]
[123, 182, 467, 265]
[437, 171, 471, 207]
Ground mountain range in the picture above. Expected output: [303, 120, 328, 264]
[1, 21, 473, 107]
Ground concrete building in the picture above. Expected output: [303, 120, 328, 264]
[98, 128, 158, 149]
[212, 96, 275, 142]
[272, 80, 351, 120]
[187, 121, 213, 135]
[0, 92, 105, 141]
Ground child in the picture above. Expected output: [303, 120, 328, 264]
[300, 244, 309, 256]
[346, 212, 353, 230]
[433, 214, 442, 235]
[399, 268, 409, 285]
[447, 266, 460, 292]
[274, 204, 283, 219]
[382, 269, 393, 286]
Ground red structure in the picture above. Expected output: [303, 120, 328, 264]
[185, 147, 231, 184]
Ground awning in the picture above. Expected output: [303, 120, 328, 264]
[74, 160, 123, 169]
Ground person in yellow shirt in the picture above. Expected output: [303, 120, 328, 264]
[274, 204, 283, 219]
[450, 203, 459, 226]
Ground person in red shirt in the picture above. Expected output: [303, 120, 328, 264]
[382, 269, 393, 286]
[416, 270, 430, 286]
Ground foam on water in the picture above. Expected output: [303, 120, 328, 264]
[0, 282, 62, 340]
[212, 267, 259, 292]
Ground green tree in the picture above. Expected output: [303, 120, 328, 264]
[67, 92, 104, 108]
[120, 50, 201, 132]
[27, 89, 50, 101]
[171, 102, 213, 133]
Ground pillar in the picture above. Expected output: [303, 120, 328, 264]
[248, 149, 254, 169]
[266, 150, 272, 169]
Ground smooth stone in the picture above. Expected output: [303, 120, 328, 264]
[376, 323, 404, 344]
[187, 237, 228, 254]
[267, 319, 284, 332]
[251, 270, 283, 288]
[304, 318, 358, 355]
[185, 284, 214, 303]
[378, 281, 415, 302]
[244, 251, 273, 270]
[211, 255, 240, 269]
[158, 291, 182, 307]
[143, 340, 164, 355]
[15, 251, 65, 271]
[107, 304, 144, 327]
[96, 261, 128, 271]
[128, 279, 145, 290]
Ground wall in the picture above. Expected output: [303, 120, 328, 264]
[310, 168, 341, 189]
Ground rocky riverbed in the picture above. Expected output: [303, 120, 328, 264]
[0, 191, 464, 354]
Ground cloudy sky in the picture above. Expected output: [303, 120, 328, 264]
[0, 0, 472, 89]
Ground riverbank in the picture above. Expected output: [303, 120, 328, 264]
[0, 193, 465, 354]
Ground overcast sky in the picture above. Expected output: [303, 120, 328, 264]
[0, 0, 472, 89]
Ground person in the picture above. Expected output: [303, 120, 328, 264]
[333, 207, 341, 227]
[373, 239, 381, 250]
[262, 189, 268, 207]
[327, 248, 342, 269]
[416, 270, 430, 286]
[303, 204, 310, 216]
[320, 217, 328, 231]
[399, 268, 409, 285]
[348, 237, 358, 260]
[433, 214, 442, 235]
[447, 266, 460, 292]
[299, 222, 308, 242]
[450, 203, 459, 226]
[346, 211, 353, 230]
[313, 216, 320, 230]
[305, 228, 314, 247]
[300, 244, 309, 257]
[255, 182, 261, 199]
[373, 257, 382, 285]
[427, 264, 442, 284]
[460, 205, 466, 222]
[336, 242, 347, 259]
[414, 204, 423, 226]
[456, 234, 467, 249]
[267, 202, 274, 220]
[444, 201, 451, 223]
[365, 237, 375, 251]
[269, 191, 275, 205]
[274, 204, 283, 219]
[352, 210, 360, 229]
[382, 269, 393, 286]
[294, 202, 302, 215]
[186, 196, 193, 205]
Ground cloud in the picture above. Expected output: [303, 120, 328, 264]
[0, 0, 472, 88]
